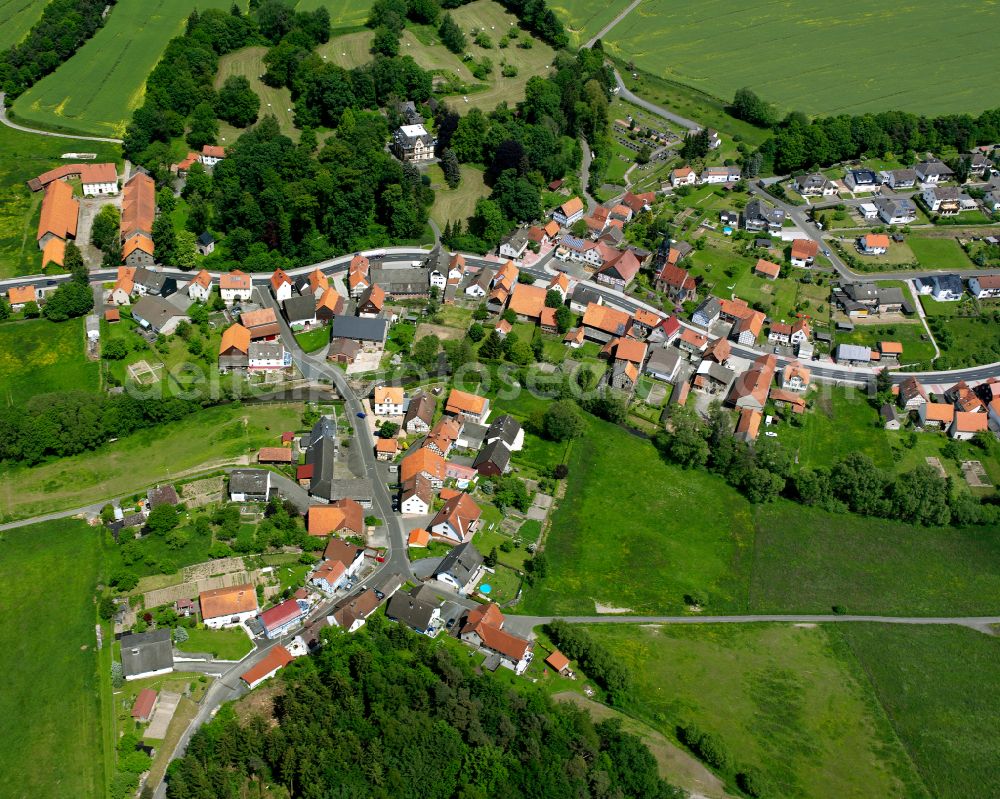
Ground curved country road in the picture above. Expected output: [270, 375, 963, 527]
[611, 69, 701, 132]
[0, 92, 124, 144]
[585, 0, 643, 48]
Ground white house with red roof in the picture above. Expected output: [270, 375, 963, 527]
[260, 598, 304, 639]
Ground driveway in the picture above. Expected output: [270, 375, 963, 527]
[410, 556, 443, 579]
[145, 690, 181, 739]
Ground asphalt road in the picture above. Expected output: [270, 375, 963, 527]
[585, 0, 642, 48]
[610, 69, 701, 132]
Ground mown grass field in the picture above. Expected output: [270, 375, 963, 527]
[215, 46, 297, 141]
[0, 519, 107, 799]
[907, 236, 974, 271]
[841, 624, 1000, 799]
[0, 124, 121, 278]
[0, 318, 100, 405]
[585, 623, 928, 799]
[835, 322, 936, 365]
[11, 0, 241, 137]
[428, 163, 489, 228]
[0, 0, 49, 50]
[0, 403, 302, 521]
[603, 0, 1000, 115]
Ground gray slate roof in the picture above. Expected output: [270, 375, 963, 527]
[120, 629, 173, 677]
[283, 294, 317, 323]
[229, 469, 269, 496]
[434, 541, 484, 585]
[484, 414, 521, 447]
[386, 587, 440, 631]
[330, 315, 388, 342]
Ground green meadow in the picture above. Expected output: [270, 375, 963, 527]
[0, 0, 49, 50]
[0, 318, 100, 405]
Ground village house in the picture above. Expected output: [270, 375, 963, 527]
[630, 307, 662, 339]
[386, 586, 442, 635]
[655, 263, 697, 301]
[727, 354, 776, 411]
[743, 198, 785, 233]
[200, 584, 259, 629]
[249, 340, 287, 371]
[120, 173, 155, 263]
[644, 347, 682, 382]
[780, 361, 811, 391]
[356, 283, 386, 317]
[218, 323, 251, 372]
[239, 307, 279, 340]
[790, 239, 819, 267]
[730, 310, 765, 345]
[261, 598, 305, 639]
[445, 388, 490, 424]
[131, 296, 186, 335]
[460, 603, 533, 675]
[845, 168, 879, 192]
[951, 411, 988, 440]
[754, 258, 781, 280]
[200, 144, 226, 167]
[898, 376, 928, 410]
[219, 270, 253, 305]
[36, 180, 79, 268]
[582, 302, 631, 343]
[7, 285, 37, 312]
[793, 172, 837, 197]
[392, 124, 435, 162]
[187, 270, 213, 302]
[348, 254, 370, 298]
[499, 228, 530, 261]
[595, 249, 641, 291]
[28, 161, 118, 196]
[241, 646, 294, 690]
[875, 197, 917, 225]
[556, 235, 603, 267]
[919, 402, 955, 429]
[400, 475, 433, 515]
[734, 408, 762, 444]
[914, 160, 954, 184]
[692, 296, 721, 328]
[881, 403, 902, 430]
[671, 166, 697, 187]
[473, 440, 511, 476]
[400, 448, 447, 489]
[329, 589, 382, 633]
[373, 385, 405, 416]
[433, 542, 485, 595]
[969, 274, 1000, 299]
[694, 360, 735, 395]
[879, 341, 904, 361]
[552, 196, 585, 226]
[403, 390, 434, 434]
[677, 328, 709, 357]
[430, 492, 481, 545]
[120, 630, 174, 681]
[283, 294, 318, 328]
[569, 284, 601, 314]
[922, 186, 962, 216]
[858, 233, 890, 255]
[229, 469, 271, 502]
[270, 268, 294, 303]
[700, 165, 741, 184]
[834, 343, 871, 365]
[880, 168, 917, 189]
[375, 438, 398, 461]
[916, 274, 964, 301]
[329, 316, 388, 359]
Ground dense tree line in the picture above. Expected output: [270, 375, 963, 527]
[0, 0, 110, 98]
[0, 391, 218, 466]
[165, 618, 682, 799]
[654, 403, 1000, 527]
[439, 47, 611, 252]
[730, 86, 1000, 175]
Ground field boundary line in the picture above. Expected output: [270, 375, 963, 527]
[0, 92, 123, 143]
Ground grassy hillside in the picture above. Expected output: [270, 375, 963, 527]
[0, 519, 107, 798]
[603, 0, 1000, 115]
[11, 0, 242, 137]
[0, 318, 100, 406]
[584, 623, 929, 798]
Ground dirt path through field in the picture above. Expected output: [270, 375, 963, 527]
[553, 691, 738, 798]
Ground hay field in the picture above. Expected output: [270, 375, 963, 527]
[11, 0, 240, 137]
[604, 0, 1000, 115]
[215, 46, 298, 141]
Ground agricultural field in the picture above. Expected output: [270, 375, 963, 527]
[603, 0, 1000, 116]
[841, 625, 1000, 799]
[295, 0, 371, 29]
[584, 623, 928, 799]
[0, 124, 121, 278]
[11, 0, 241, 137]
[518, 415, 755, 615]
[907, 236, 975, 271]
[547, 0, 634, 48]
[215, 46, 297, 141]
[0, 519, 107, 798]
[0, 317, 100, 405]
[0, 402, 303, 521]
[749, 502, 1000, 615]
[0, 0, 48, 50]
[427, 163, 489, 229]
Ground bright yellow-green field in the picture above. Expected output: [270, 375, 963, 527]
[0, 0, 49, 50]
[602, 0, 1000, 115]
[295, 0, 372, 28]
[11, 0, 243, 137]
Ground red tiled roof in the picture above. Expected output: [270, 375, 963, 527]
[37, 180, 79, 242]
[241, 645, 293, 685]
[260, 599, 302, 632]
